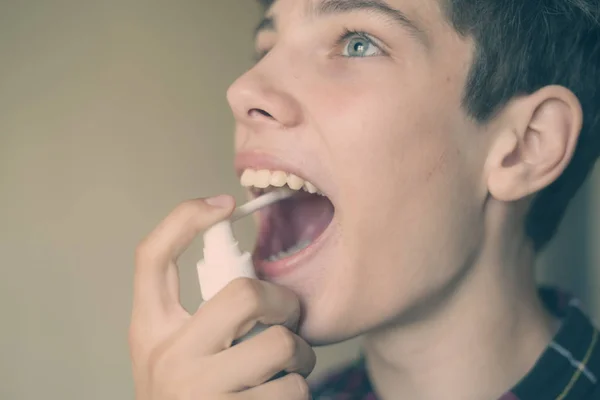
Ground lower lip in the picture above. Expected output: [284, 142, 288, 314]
[252, 216, 337, 279]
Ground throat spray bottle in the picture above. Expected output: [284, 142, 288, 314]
[196, 189, 293, 342]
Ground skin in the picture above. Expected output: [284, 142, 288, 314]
[130, 197, 316, 399]
[130, 0, 583, 398]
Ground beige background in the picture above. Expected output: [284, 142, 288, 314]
[1, 2, 598, 399]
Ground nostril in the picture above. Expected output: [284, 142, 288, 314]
[249, 108, 274, 119]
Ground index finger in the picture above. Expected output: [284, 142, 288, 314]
[132, 195, 235, 323]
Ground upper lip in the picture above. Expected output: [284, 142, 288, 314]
[234, 150, 333, 198]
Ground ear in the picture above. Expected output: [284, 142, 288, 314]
[485, 85, 583, 202]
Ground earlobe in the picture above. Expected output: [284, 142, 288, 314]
[486, 85, 583, 202]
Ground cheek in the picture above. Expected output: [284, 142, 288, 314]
[234, 130, 248, 151]
[337, 143, 481, 329]
[315, 78, 480, 278]
[316, 82, 456, 224]
[309, 61, 469, 222]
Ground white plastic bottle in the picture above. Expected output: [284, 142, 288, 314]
[197, 220, 267, 342]
[197, 220, 257, 300]
[196, 189, 294, 343]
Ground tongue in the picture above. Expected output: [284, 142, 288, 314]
[256, 192, 334, 260]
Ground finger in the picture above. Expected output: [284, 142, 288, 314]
[236, 373, 311, 400]
[133, 196, 235, 322]
[176, 278, 302, 354]
[212, 325, 316, 392]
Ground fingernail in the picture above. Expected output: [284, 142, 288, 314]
[205, 195, 234, 209]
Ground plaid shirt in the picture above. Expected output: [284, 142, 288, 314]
[311, 288, 600, 399]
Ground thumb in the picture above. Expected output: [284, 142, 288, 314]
[133, 195, 235, 321]
[156, 195, 236, 265]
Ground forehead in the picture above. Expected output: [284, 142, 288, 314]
[261, 0, 446, 29]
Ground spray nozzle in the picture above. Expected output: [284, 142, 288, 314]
[230, 188, 295, 222]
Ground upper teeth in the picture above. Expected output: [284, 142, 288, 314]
[240, 168, 323, 195]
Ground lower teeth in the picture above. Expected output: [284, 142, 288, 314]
[267, 240, 312, 262]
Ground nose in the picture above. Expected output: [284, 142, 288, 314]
[227, 67, 303, 129]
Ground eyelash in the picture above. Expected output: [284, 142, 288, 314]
[254, 28, 386, 62]
[336, 29, 386, 57]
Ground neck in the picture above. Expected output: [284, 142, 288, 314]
[363, 225, 558, 400]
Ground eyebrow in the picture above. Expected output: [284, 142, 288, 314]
[255, 0, 429, 47]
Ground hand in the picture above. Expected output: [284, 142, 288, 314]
[129, 196, 316, 399]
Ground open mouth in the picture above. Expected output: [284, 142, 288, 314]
[240, 169, 335, 263]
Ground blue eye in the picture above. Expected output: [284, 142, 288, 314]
[341, 32, 383, 57]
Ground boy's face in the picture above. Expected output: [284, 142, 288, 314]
[229, 0, 490, 344]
